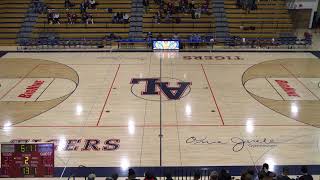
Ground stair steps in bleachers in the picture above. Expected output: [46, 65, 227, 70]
[17, 0, 40, 45]
[212, 0, 229, 42]
[129, 0, 144, 39]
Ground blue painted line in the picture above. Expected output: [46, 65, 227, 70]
[311, 51, 320, 59]
[0, 51, 7, 58]
[54, 165, 320, 177]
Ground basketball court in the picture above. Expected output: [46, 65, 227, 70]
[0, 51, 320, 171]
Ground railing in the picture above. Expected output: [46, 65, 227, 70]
[286, 0, 297, 9]
[16, 35, 312, 51]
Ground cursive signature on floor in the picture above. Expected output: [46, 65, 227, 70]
[186, 136, 276, 152]
[231, 137, 276, 152]
[186, 136, 227, 145]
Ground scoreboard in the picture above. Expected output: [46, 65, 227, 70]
[153, 40, 180, 50]
[0, 143, 54, 177]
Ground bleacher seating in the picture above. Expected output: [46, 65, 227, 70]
[32, 0, 132, 41]
[0, 0, 31, 46]
[142, 0, 215, 39]
[225, 0, 293, 39]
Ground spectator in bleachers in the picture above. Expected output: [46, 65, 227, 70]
[123, 13, 130, 23]
[241, 172, 252, 180]
[157, 33, 163, 40]
[88, 172, 96, 180]
[240, 168, 255, 180]
[175, 16, 181, 23]
[304, 31, 312, 40]
[81, 12, 88, 23]
[276, 167, 290, 180]
[87, 13, 94, 24]
[71, 13, 78, 24]
[67, 12, 72, 24]
[154, 10, 161, 23]
[316, 19, 320, 33]
[146, 32, 153, 48]
[106, 173, 119, 180]
[258, 163, 275, 180]
[236, 0, 257, 13]
[118, 12, 124, 23]
[190, 0, 196, 9]
[89, 0, 97, 9]
[246, 0, 256, 13]
[112, 12, 118, 23]
[191, 8, 196, 19]
[47, 9, 53, 24]
[128, 168, 137, 180]
[80, 1, 88, 13]
[153, 14, 160, 24]
[143, 0, 149, 12]
[106, 8, 113, 13]
[106, 33, 118, 40]
[53, 11, 60, 24]
[218, 169, 231, 180]
[164, 13, 171, 23]
[209, 171, 218, 180]
[194, 171, 201, 180]
[165, 173, 173, 180]
[173, 33, 179, 40]
[112, 12, 127, 23]
[236, 0, 242, 8]
[195, 6, 201, 19]
[65, 0, 74, 9]
[299, 166, 313, 180]
[144, 171, 157, 180]
[33, 0, 47, 14]
[201, 3, 209, 15]
[189, 34, 200, 48]
[314, 16, 320, 33]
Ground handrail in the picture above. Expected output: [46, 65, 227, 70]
[286, 0, 296, 9]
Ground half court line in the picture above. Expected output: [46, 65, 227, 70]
[96, 64, 121, 126]
[200, 64, 225, 125]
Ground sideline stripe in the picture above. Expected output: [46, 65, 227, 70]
[0, 51, 7, 58]
[201, 64, 225, 125]
[54, 165, 320, 177]
[96, 64, 121, 126]
[12, 124, 309, 128]
[311, 51, 320, 59]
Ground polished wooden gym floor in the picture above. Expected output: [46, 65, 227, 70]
[0, 52, 320, 169]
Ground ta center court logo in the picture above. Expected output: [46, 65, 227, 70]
[130, 77, 192, 101]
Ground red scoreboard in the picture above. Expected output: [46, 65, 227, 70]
[0, 143, 54, 177]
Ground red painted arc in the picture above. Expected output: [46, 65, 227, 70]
[200, 64, 225, 125]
